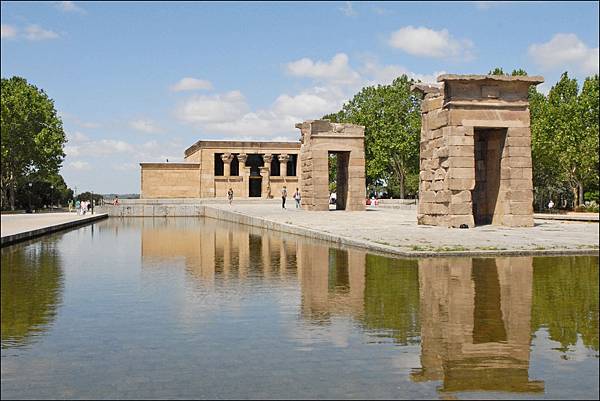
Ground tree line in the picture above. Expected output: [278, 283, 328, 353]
[324, 70, 599, 209]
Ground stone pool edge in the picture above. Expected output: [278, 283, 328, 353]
[1, 213, 109, 247]
[202, 206, 599, 259]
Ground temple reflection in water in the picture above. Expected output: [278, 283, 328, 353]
[140, 218, 557, 395]
[412, 257, 544, 393]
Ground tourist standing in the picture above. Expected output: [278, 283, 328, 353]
[281, 186, 287, 209]
[68, 199, 73, 213]
[81, 200, 87, 215]
[113, 196, 120, 206]
[293, 188, 301, 208]
[75, 199, 81, 215]
[548, 199, 555, 213]
[227, 188, 234, 206]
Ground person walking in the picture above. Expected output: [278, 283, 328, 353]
[81, 200, 87, 215]
[68, 199, 73, 213]
[293, 188, 301, 208]
[281, 186, 287, 209]
[75, 199, 81, 215]
[227, 188, 234, 206]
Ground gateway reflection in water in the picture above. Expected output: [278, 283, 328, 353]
[1, 217, 598, 399]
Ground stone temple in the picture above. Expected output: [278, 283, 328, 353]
[140, 120, 366, 211]
[413, 74, 544, 228]
[141, 73, 543, 223]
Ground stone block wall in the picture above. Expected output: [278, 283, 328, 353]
[140, 163, 201, 198]
[414, 75, 543, 228]
[296, 120, 366, 211]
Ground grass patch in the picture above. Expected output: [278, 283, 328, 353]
[475, 246, 507, 251]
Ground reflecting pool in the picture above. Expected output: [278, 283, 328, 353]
[1, 218, 598, 399]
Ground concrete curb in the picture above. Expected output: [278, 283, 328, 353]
[533, 213, 599, 222]
[1, 213, 109, 247]
[203, 206, 599, 258]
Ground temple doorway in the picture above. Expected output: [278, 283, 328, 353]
[472, 128, 507, 225]
[249, 177, 262, 197]
[328, 151, 350, 210]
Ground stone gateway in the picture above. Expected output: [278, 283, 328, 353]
[413, 74, 544, 228]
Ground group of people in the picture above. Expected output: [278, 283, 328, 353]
[227, 186, 302, 209]
[68, 199, 93, 215]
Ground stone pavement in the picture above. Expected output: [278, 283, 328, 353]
[1, 212, 108, 246]
[208, 203, 599, 256]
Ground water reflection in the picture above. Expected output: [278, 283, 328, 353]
[1, 218, 596, 399]
[413, 257, 544, 393]
[1, 242, 64, 348]
[140, 219, 598, 396]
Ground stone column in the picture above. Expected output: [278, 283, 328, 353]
[262, 154, 273, 198]
[278, 153, 289, 177]
[238, 153, 249, 197]
[262, 154, 273, 176]
[221, 153, 234, 177]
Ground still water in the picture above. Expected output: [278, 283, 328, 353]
[1, 218, 598, 399]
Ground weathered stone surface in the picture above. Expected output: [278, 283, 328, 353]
[433, 146, 449, 159]
[448, 167, 475, 179]
[431, 180, 446, 191]
[447, 178, 475, 191]
[451, 190, 471, 203]
[434, 190, 451, 203]
[449, 202, 473, 215]
[433, 168, 447, 180]
[420, 170, 434, 181]
[448, 145, 475, 157]
[447, 136, 474, 146]
[506, 146, 532, 157]
[447, 156, 474, 168]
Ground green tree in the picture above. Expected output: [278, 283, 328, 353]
[1, 77, 66, 210]
[324, 75, 421, 198]
[76, 191, 103, 205]
[544, 73, 598, 206]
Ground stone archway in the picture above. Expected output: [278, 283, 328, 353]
[295, 120, 366, 211]
[412, 74, 544, 228]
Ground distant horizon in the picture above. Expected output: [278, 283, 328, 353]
[2, 1, 598, 193]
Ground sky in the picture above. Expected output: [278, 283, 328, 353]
[1, 1, 598, 194]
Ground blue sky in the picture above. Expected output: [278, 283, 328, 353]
[1, 1, 598, 194]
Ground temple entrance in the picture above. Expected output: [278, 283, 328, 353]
[328, 151, 350, 210]
[249, 177, 262, 197]
[472, 128, 507, 225]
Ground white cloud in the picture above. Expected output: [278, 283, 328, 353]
[112, 162, 138, 171]
[286, 53, 361, 85]
[528, 33, 599, 76]
[361, 58, 445, 85]
[170, 77, 213, 92]
[175, 90, 249, 124]
[129, 119, 163, 134]
[68, 160, 91, 170]
[67, 131, 90, 143]
[339, 1, 357, 17]
[388, 26, 474, 59]
[57, 1, 86, 13]
[64, 145, 80, 157]
[175, 53, 444, 137]
[1, 24, 17, 39]
[24, 25, 59, 41]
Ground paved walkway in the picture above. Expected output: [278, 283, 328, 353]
[1, 212, 108, 246]
[209, 203, 599, 255]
